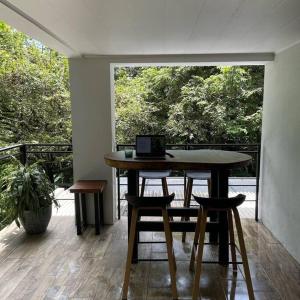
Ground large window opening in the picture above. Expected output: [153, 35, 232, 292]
[113, 65, 264, 220]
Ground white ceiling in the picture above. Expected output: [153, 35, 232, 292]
[1, 0, 300, 57]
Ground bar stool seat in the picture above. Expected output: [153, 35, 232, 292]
[194, 195, 245, 209]
[185, 171, 211, 180]
[190, 194, 254, 300]
[139, 170, 171, 197]
[126, 194, 174, 208]
[139, 170, 171, 179]
[69, 180, 106, 235]
[122, 193, 178, 300]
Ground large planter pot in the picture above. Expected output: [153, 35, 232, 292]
[20, 206, 52, 234]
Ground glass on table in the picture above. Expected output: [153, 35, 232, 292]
[125, 149, 133, 158]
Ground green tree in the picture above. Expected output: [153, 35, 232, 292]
[167, 66, 264, 143]
[114, 66, 264, 145]
[0, 21, 71, 146]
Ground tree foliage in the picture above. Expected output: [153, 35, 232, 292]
[0, 21, 264, 148]
[0, 21, 71, 146]
[114, 66, 264, 144]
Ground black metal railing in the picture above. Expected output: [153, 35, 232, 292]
[116, 143, 260, 221]
[0, 142, 261, 230]
[0, 143, 73, 185]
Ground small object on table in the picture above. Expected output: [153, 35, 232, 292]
[124, 149, 133, 158]
[69, 180, 106, 235]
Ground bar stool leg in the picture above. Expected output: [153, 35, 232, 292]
[189, 207, 202, 271]
[232, 208, 255, 300]
[162, 177, 169, 196]
[162, 208, 178, 300]
[207, 178, 212, 197]
[192, 208, 208, 300]
[81, 193, 87, 228]
[182, 178, 193, 243]
[122, 208, 138, 300]
[94, 192, 100, 235]
[140, 178, 146, 197]
[227, 210, 237, 272]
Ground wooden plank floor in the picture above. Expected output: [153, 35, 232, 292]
[0, 200, 299, 300]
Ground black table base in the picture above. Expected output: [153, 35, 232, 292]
[127, 169, 230, 265]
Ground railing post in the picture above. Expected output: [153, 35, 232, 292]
[19, 144, 27, 165]
[255, 144, 261, 222]
[183, 143, 188, 196]
[116, 144, 121, 220]
[117, 168, 121, 220]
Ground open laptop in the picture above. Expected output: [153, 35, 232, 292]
[135, 135, 166, 159]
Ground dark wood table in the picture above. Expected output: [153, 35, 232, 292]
[104, 149, 251, 264]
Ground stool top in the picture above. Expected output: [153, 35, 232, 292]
[186, 171, 211, 180]
[193, 194, 246, 209]
[139, 170, 171, 179]
[69, 180, 107, 193]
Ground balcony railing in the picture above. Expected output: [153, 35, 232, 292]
[116, 144, 260, 221]
[0, 142, 260, 230]
[0, 143, 73, 183]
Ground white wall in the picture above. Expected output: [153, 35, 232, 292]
[260, 42, 300, 263]
[68, 54, 274, 226]
[69, 57, 115, 224]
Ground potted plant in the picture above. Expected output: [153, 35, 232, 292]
[1, 160, 59, 234]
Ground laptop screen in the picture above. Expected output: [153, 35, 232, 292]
[136, 135, 166, 157]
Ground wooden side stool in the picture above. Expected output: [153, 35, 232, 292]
[69, 180, 107, 235]
[122, 193, 178, 300]
[190, 194, 254, 300]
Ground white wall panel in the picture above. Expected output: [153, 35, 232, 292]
[261, 42, 300, 262]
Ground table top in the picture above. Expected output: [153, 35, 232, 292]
[69, 180, 107, 193]
[104, 149, 251, 170]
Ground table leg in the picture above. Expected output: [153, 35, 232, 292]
[218, 169, 229, 264]
[94, 192, 100, 235]
[74, 193, 82, 235]
[127, 170, 139, 263]
[209, 170, 219, 243]
[81, 193, 87, 228]
[99, 192, 104, 225]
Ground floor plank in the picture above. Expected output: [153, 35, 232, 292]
[0, 201, 299, 299]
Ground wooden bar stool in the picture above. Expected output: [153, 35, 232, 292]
[69, 180, 106, 235]
[122, 193, 178, 300]
[182, 171, 211, 242]
[139, 170, 171, 197]
[190, 194, 254, 300]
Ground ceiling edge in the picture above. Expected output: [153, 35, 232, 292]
[0, 0, 78, 56]
[79, 53, 275, 65]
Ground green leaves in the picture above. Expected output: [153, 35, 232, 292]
[0, 21, 71, 146]
[115, 66, 264, 144]
[0, 160, 57, 228]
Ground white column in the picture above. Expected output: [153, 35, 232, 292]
[69, 57, 116, 225]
